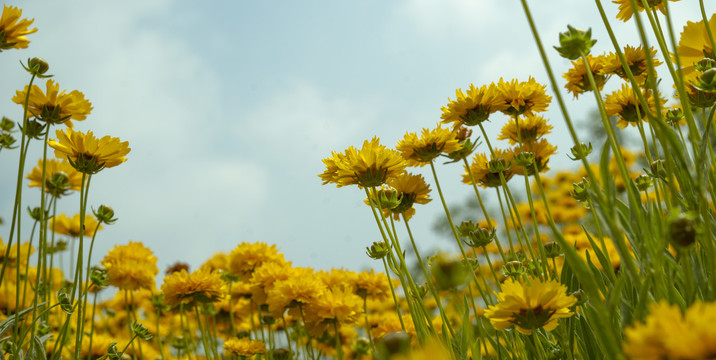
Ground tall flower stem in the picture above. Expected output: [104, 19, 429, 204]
[381, 257, 406, 332]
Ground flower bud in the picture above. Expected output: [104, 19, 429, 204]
[569, 178, 590, 203]
[503, 260, 524, 278]
[0, 133, 17, 149]
[353, 338, 371, 358]
[132, 322, 153, 340]
[46, 171, 71, 197]
[694, 68, 716, 92]
[0, 117, 14, 131]
[514, 151, 535, 167]
[463, 227, 496, 248]
[21, 119, 46, 140]
[554, 25, 597, 60]
[94, 205, 118, 224]
[27, 57, 49, 75]
[107, 342, 120, 360]
[664, 108, 684, 126]
[28, 206, 45, 221]
[568, 142, 592, 161]
[444, 137, 479, 163]
[634, 174, 652, 191]
[669, 212, 697, 247]
[649, 159, 667, 179]
[378, 332, 410, 357]
[695, 58, 716, 72]
[367, 188, 402, 210]
[543, 242, 562, 258]
[487, 158, 511, 174]
[366, 241, 390, 260]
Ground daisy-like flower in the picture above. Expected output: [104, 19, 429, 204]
[604, 83, 665, 128]
[484, 277, 577, 335]
[562, 54, 609, 98]
[462, 149, 515, 188]
[497, 114, 553, 145]
[676, 13, 716, 77]
[351, 269, 391, 300]
[602, 45, 662, 83]
[26, 158, 83, 196]
[305, 286, 363, 326]
[396, 124, 462, 167]
[497, 77, 552, 116]
[0, 239, 34, 269]
[512, 139, 558, 176]
[12, 80, 92, 126]
[161, 268, 226, 308]
[50, 213, 102, 237]
[613, 0, 680, 22]
[228, 242, 285, 279]
[266, 267, 326, 318]
[223, 337, 267, 358]
[101, 241, 159, 291]
[0, 5, 37, 51]
[319, 137, 406, 188]
[47, 128, 130, 174]
[364, 171, 433, 221]
[440, 83, 507, 127]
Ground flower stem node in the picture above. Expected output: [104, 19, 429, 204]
[568, 142, 593, 160]
[22, 57, 51, 77]
[554, 25, 597, 60]
[378, 332, 410, 358]
[634, 174, 652, 191]
[514, 151, 535, 167]
[93, 205, 118, 224]
[669, 212, 697, 247]
[366, 241, 390, 260]
[487, 158, 512, 174]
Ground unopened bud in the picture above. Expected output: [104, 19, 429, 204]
[568, 142, 592, 161]
[366, 241, 390, 260]
[554, 25, 597, 60]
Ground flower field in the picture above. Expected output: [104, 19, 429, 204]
[2, 1, 716, 359]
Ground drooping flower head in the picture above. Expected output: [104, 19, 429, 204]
[612, 0, 680, 22]
[462, 149, 515, 188]
[12, 80, 92, 126]
[603, 45, 662, 84]
[50, 213, 102, 237]
[497, 114, 553, 145]
[319, 137, 406, 188]
[47, 128, 130, 174]
[676, 13, 716, 78]
[101, 241, 159, 291]
[26, 158, 84, 197]
[440, 83, 507, 127]
[0, 5, 37, 51]
[396, 124, 462, 167]
[562, 54, 609, 98]
[484, 277, 577, 335]
[497, 77, 552, 116]
[161, 268, 226, 308]
[604, 83, 665, 128]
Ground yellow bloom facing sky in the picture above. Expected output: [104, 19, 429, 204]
[497, 77, 551, 116]
[47, 128, 130, 173]
[604, 84, 665, 128]
[319, 136, 406, 188]
[50, 213, 102, 237]
[497, 114, 553, 145]
[612, 0, 680, 22]
[484, 277, 577, 335]
[440, 83, 507, 127]
[0, 5, 37, 51]
[161, 268, 226, 308]
[396, 124, 462, 167]
[12, 79, 92, 126]
[101, 241, 159, 291]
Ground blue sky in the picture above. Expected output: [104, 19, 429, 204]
[0, 1, 709, 278]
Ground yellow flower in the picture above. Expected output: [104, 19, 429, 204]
[223, 337, 267, 357]
[50, 213, 102, 237]
[12, 80, 92, 126]
[0, 238, 34, 269]
[319, 137, 406, 188]
[462, 149, 515, 188]
[603, 45, 662, 83]
[0, 5, 37, 51]
[612, 0, 680, 22]
[604, 84, 664, 128]
[562, 54, 609, 98]
[229, 242, 285, 278]
[484, 277, 577, 335]
[47, 128, 130, 174]
[396, 124, 462, 166]
[161, 268, 226, 308]
[497, 77, 551, 116]
[676, 13, 716, 77]
[266, 267, 326, 317]
[26, 158, 83, 196]
[512, 139, 557, 176]
[351, 269, 392, 300]
[306, 286, 363, 325]
[101, 241, 159, 291]
[497, 114, 553, 145]
[440, 83, 507, 127]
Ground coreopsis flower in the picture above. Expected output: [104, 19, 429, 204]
[462, 149, 515, 188]
[319, 137, 407, 188]
[604, 84, 665, 128]
[366, 172, 432, 221]
[676, 14, 716, 77]
[50, 213, 102, 237]
[497, 77, 552, 116]
[223, 337, 267, 358]
[484, 277, 577, 335]
[624, 300, 716, 360]
[396, 124, 462, 166]
[0, 238, 34, 269]
[101, 241, 159, 291]
[305, 286, 363, 326]
[266, 267, 326, 317]
[351, 269, 391, 300]
[497, 114, 553, 145]
[512, 139, 557, 176]
[12, 80, 92, 126]
[248, 260, 292, 304]
[228, 242, 285, 279]
[440, 83, 507, 127]
[0, 5, 37, 51]
[613, 0, 680, 22]
[47, 128, 130, 174]
[199, 252, 229, 273]
[563, 54, 609, 98]
[161, 268, 226, 308]
[26, 158, 83, 196]
[602, 45, 662, 84]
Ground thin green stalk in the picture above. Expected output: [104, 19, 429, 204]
[381, 257, 407, 332]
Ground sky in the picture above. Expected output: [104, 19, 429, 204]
[0, 1, 710, 280]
